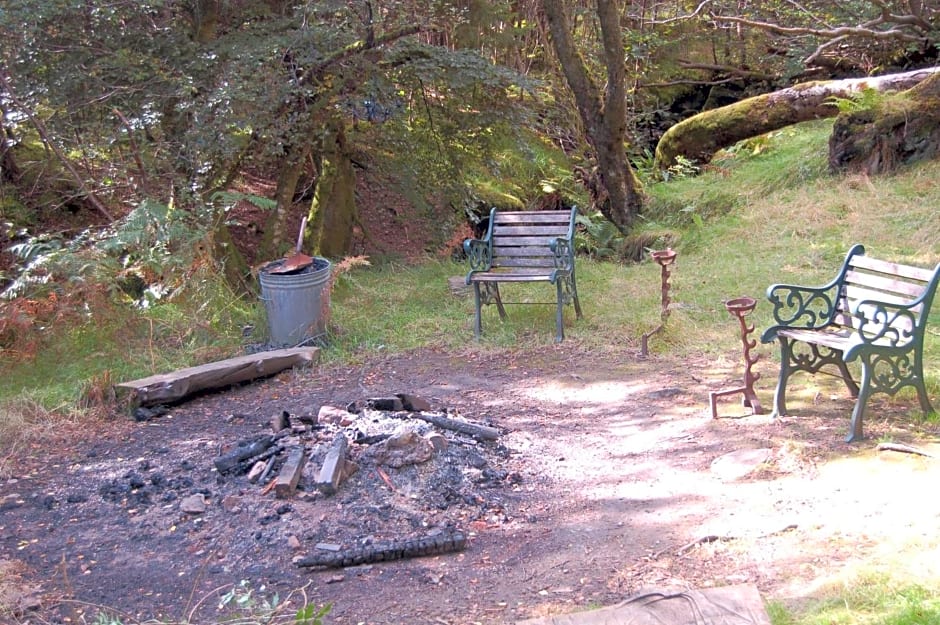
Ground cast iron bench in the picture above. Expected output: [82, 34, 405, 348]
[761, 244, 940, 442]
[463, 207, 583, 342]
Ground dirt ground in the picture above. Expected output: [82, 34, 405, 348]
[2, 342, 940, 625]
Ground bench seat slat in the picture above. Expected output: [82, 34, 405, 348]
[492, 259, 559, 269]
[777, 327, 853, 350]
[469, 273, 554, 283]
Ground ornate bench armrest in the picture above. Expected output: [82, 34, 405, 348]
[549, 237, 573, 272]
[849, 300, 919, 350]
[463, 238, 491, 277]
[761, 283, 839, 343]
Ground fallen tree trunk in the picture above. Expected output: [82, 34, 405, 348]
[654, 66, 940, 170]
[115, 347, 319, 409]
[829, 71, 940, 175]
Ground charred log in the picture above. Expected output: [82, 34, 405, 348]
[294, 529, 467, 568]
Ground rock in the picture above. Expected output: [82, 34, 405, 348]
[318, 405, 355, 426]
[270, 410, 290, 432]
[426, 432, 449, 452]
[180, 494, 207, 514]
[221, 495, 242, 513]
[247, 461, 267, 483]
[371, 427, 434, 468]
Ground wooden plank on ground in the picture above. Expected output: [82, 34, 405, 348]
[115, 347, 319, 409]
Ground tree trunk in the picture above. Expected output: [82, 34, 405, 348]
[308, 122, 357, 258]
[207, 218, 255, 297]
[259, 148, 308, 261]
[541, 0, 642, 234]
[654, 66, 940, 170]
[829, 71, 940, 175]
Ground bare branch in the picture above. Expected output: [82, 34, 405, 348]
[711, 14, 926, 44]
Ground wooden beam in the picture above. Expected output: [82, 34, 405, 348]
[275, 446, 309, 499]
[114, 347, 319, 409]
[316, 433, 349, 495]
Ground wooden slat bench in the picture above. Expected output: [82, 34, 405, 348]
[463, 207, 583, 342]
[761, 244, 940, 442]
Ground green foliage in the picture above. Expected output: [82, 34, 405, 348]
[826, 87, 886, 114]
[575, 212, 625, 259]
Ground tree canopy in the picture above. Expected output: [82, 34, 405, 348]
[1, 0, 937, 295]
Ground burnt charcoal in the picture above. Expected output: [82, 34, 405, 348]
[366, 397, 404, 411]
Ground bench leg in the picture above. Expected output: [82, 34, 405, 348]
[771, 337, 793, 418]
[835, 359, 860, 398]
[847, 361, 874, 443]
[570, 272, 583, 319]
[472, 283, 483, 340]
[490, 283, 507, 320]
[555, 280, 565, 343]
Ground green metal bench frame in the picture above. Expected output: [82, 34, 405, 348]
[761, 244, 940, 442]
[463, 207, 583, 342]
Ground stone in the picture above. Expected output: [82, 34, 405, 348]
[318, 405, 355, 426]
[180, 493, 207, 514]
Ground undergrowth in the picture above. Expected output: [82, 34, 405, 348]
[2, 119, 940, 625]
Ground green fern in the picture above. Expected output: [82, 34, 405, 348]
[826, 87, 884, 114]
[575, 212, 624, 259]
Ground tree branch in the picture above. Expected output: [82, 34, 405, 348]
[0, 68, 114, 221]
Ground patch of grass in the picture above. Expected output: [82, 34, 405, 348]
[770, 572, 940, 625]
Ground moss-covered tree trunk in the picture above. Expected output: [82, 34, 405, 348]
[258, 147, 309, 261]
[208, 216, 255, 297]
[307, 122, 357, 258]
[542, 0, 643, 233]
[654, 67, 940, 170]
[829, 72, 940, 175]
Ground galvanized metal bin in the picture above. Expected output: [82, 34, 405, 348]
[258, 257, 332, 346]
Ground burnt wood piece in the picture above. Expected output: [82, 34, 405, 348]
[463, 208, 583, 342]
[316, 432, 349, 494]
[215, 435, 276, 474]
[115, 347, 319, 409]
[275, 446, 308, 499]
[294, 530, 467, 569]
[238, 444, 283, 478]
[412, 412, 499, 442]
[762, 244, 940, 442]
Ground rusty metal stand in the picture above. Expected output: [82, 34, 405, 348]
[709, 296, 764, 418]
[640, 249, 677, 357]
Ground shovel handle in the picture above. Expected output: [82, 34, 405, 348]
[296, 216, 308, 253]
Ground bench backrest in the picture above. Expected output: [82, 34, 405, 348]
[834, 249, 940, 337]
[486, 208, 577, 273]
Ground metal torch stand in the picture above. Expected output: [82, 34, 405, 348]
[640, 249, 677, 357]
[709, 296, 764, 418]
